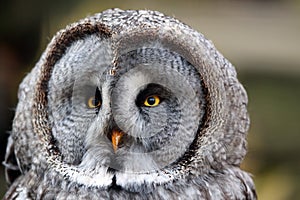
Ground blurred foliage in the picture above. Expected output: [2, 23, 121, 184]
[1, 0, 300, 199]
[240, 71, 300, 199]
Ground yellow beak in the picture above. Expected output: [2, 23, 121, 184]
[112, 130, 123, 152]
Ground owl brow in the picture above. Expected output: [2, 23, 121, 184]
[135, 83, 170, 106]
[81, 85, 101, 97]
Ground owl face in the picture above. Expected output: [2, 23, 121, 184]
[48, 34, 206, 181]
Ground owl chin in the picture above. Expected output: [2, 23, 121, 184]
[56, 155, 175, 190]
[63, 125, 177, 189]
[58, 131, 180, 191]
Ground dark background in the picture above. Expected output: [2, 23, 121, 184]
[1, 0, 300, 199]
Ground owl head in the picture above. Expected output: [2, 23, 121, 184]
[6, 9, 253, 197]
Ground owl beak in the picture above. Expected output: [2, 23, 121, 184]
[111, 130, 123, 152]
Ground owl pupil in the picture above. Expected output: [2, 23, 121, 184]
[86, 87, 102, 109]
[147, 97, 155, 105]
[92, 98, 100, 106]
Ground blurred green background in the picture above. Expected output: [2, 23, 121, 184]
[1, 0, 300, 199]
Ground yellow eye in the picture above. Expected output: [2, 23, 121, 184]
[144, 95, 160, 107]
[87, 97, 101, 109]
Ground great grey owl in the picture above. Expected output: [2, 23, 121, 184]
[3, 8, 256, 199]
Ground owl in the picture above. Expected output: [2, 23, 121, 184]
[3, 9, 256, 199]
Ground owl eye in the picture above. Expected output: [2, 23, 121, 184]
[144, 95, 160, 107]
[87, 97, 101, 108]
[86, 87, 102, 109]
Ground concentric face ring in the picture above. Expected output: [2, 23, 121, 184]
[45, 31, 207, 177]
[28, 9, 248, 190]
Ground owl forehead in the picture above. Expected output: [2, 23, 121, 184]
[49, 32, 202, 97]
[49, 35, 112, 87]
